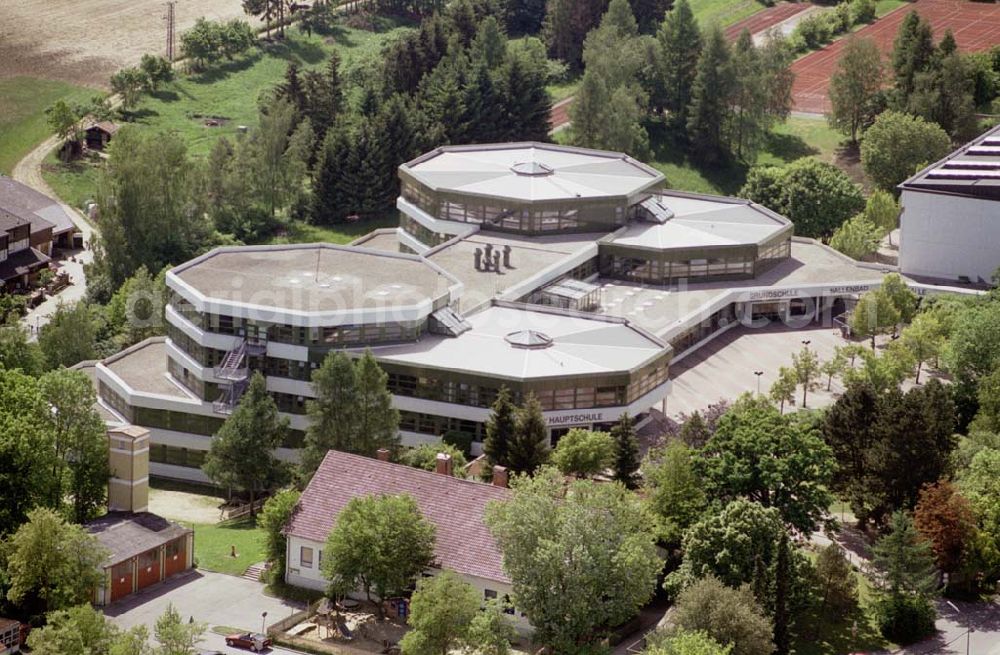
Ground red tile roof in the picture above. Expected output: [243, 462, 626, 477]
[286, 450, 511, 584]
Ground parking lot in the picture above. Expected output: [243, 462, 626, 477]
[105, 570, 304, 653]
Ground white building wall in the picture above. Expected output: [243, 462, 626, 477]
[285, 535, 531, 634]
[899, 190, 1000, 283]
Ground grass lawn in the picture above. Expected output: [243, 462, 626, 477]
[690, 0, 770, 27]
[637, 114, 849, 196]
[264, 214, 399, 245]
[548, 78, 580, 103]
[0, 77, 97, 175]
[41, 150, 103, 211]
[187, 517, 266, 577]
[129, 19, 414, 158]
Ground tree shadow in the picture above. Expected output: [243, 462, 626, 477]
[765, 131, 820, 162]
[264, 34, 327, 65]
[149, 88, 180, 103]
[189, 51, 263, 85]
[127, 107, 160, 122]
[793, 603, 887, 655]
[647, 121, 749, 196]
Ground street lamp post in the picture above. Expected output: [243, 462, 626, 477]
[946, 600, 973, 655]
[261, 611, 268, 635]
[754, 370, 764, 395]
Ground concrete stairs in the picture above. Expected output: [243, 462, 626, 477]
[241, 562, 266, 583]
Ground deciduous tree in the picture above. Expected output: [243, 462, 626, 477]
[860, 110, 951, 191]
[696, 398, 834, 534]
[40, 368, 110, 523]
[399, 571, 479, 655]
[642, 441, 707, 549]
[257, 489, 300, 583]
[671, 576, 774, 655]
[828, 37, 884, 142]
[913, 480, 977, 578]
[551, 428, 616, 477]
[322, 494, 436, 607]
[5, 508, 107, 615]
[485, 467, 662, 653]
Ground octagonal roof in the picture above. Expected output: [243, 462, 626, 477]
[401, 143, 665, 203]
[167, 244, 461, 326]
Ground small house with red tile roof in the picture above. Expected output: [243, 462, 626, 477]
[283, 449, 528, 629]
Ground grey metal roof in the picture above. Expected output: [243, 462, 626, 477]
[86, 512, 192, 567]
[608, 191, 791, 250]
[401, 143, 665, 203]
[0, 176, 74, 236]
[371, 304, 665, 380]
[900, 123, 1000, 200]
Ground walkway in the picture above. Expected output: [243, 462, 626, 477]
[12, 134, 96, 332]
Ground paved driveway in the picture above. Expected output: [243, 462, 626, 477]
[105, 570, 305, 651]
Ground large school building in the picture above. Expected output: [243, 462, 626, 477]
[80, 143, 963, 483]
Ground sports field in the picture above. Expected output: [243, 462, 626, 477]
[790, 0, 1000, 113]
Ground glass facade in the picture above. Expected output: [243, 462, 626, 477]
[599, 237, 792, 285]
[400, 213, 452, 248]
[669, 305, 738, 353]
[384, 356, 668, 411]
[401, 179, 628, 235]
[168, 296, 427, 348]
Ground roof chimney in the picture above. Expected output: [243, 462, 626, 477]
[492, 465, 508, 488]
[435, 452, 453, 477]
[376, 448, 391, 462]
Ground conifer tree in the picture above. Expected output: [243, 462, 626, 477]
[278, 62, 307, 115]
[203, 373, 289, 512]
[354, 350, 401, 456]
[891, 11, 935, 100]
[303, 351, 359, 473]
[484, 387, 518, 467]
[508, 394, 551, 475]
[652, 0, 701, 123]
[497, 54, 552, 141]
[311, 124, 352, 224]
[612, 413, 640, 488]
[686, 24, 735, 164]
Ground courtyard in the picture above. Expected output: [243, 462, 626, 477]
[665, 323, 854, 417]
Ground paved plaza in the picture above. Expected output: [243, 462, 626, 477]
[665, 323, 851, 418]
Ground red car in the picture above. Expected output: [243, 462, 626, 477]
[224, 632, 271, 652]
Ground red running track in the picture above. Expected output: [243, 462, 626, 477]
[791, 0, 1000, 114]
[724, 1, 813, 41]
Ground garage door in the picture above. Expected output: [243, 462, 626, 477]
[136, 549, 161, 590]
[164, 537, 186, 578]
[110, 561, 133, 603]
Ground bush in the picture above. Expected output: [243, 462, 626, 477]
[740, 158, 864, 237]
[442, 430, 475, 457]
[850, 0, 877, 24]
[794, 13, 832, 50]
[872, 594, 937, 645]
[831, 3, 853, 34]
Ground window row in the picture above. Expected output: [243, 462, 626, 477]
[401, 213, 452, 248]
[602, 253, 755, 284]
[169, 305, 426, 348]
[150, 444, 206, 469]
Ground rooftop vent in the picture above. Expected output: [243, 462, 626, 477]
[504, 329, 553, 349]
[510, 161, 554, 177]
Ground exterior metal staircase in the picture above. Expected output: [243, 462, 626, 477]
[212, 340, 250, 414]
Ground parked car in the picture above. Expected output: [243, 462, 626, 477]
[224, 632, 271, 652]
